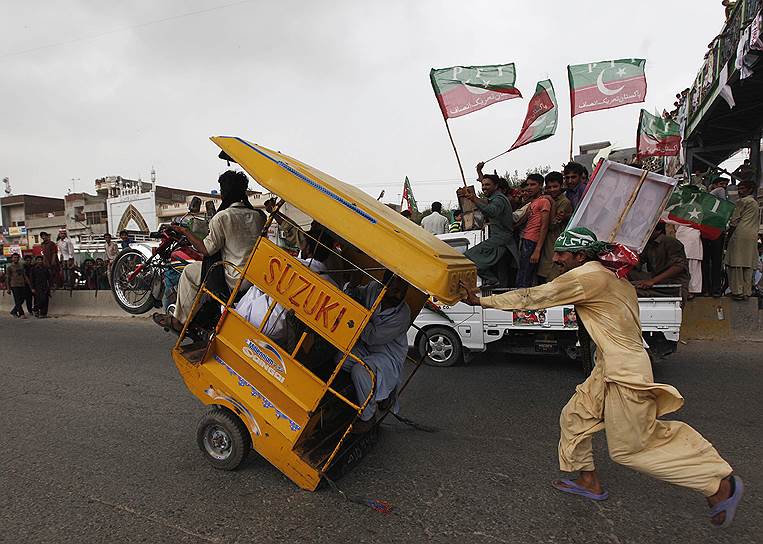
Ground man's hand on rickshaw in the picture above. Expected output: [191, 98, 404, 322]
[459, 280, 482, 306]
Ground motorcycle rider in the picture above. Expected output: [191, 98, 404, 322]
[153, 170, 264, 333]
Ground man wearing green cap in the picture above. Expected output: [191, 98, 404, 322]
[461, 227, 742, 527]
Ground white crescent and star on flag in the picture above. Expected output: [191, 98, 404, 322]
[596, 66, 628, 95]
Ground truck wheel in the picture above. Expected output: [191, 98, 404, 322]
[196, 407, 251, 471]
[419, 327, 463, 367]
[579, 337, 596, 376]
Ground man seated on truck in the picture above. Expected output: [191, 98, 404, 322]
[341, 274, 411, 432]
[153, 170, 265, 333]
[629, 221, 690, 300]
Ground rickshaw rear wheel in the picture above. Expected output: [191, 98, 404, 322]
[196, 407, 251, 471]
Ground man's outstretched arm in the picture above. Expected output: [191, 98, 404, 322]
[461, 273, 588, 310]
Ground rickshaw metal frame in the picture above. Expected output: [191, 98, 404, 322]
[169, 136, 476, 491]
[172, 211, 399, 489]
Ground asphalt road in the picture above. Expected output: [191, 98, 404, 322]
[1, 315, 760, 544]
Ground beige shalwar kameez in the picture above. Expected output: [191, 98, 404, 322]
[481, 261, 732, 496]
[726, 195, 760, 297]
[174, 203, 263, 323]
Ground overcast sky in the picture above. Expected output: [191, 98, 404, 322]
[2, 0, 724, 209]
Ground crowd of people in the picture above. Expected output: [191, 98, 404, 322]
[2, 228, 133, 318]
[413, 161, 761, 302]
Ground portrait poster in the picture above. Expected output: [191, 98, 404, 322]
[512, 309, 547, 326]
[563, 307, 578, 328]
[567, 161, 677, 252]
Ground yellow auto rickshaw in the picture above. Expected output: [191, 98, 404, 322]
[171, 136, 476, 491]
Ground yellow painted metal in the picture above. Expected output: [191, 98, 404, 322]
[171, 137, 478, 491]
[246, 238, 368, 352]
[211, 136, 477, 304]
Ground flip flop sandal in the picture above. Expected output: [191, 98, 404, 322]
[710, 475, 744, 529]
[552, 479, 609, 501]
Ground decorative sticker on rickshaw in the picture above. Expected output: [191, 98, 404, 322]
[512, 309, 547, 326]
[242, 338, 287, 383]
[563, 307, 578, 329]
[214, 355, 302, 432]
[204, 385, 262, 436]
[247, 238, 370, 352]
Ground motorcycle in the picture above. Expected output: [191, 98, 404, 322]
[111, 200, 212, 315]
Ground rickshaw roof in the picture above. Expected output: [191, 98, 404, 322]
[211, 136, 475, 304]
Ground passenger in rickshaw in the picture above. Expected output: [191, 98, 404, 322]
[235, 226, 337, 343]
[340, 275, 411, 431]
[153, 170, 264, 333]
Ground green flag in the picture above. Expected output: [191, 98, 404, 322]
[636, 109, 681, 158]
[430, 64, 521, 119]
[401, 176, 418, 213]
[663, 185, 735, 240]
[568, 59, 647, 117]
[508, 80, 558, 151]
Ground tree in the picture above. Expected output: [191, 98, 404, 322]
[503, 165, 552, 187]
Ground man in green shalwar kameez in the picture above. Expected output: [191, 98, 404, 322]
[457, 165, 518, 288]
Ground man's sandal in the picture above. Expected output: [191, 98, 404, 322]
[152, 312, 183, 335]
[710, 475, 744, 529]
[552, 479, 609, 501]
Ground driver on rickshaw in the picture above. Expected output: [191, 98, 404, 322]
[341, 275, 410, 432]
[153, 170, 264, 334]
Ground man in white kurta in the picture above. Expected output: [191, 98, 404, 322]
[166, 171, 264, 326]
[674, 224, 703, 295]
[462, 227, 742, 527]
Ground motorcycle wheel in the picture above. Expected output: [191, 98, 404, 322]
[111, 249, 159, 314]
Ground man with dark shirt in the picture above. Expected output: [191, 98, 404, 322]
[630, 222, 690, 299]
[22, 254, 34, 314]
[563, 162, 589, 210]
[30, 256, 52, 317]
[39, 231, 60, 288]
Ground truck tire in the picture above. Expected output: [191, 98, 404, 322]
[196, 407, 251, 471]
[418, 326, 463, 367]
[577, 320, 596, 376]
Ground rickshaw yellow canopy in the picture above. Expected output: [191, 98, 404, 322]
[211, 136, 476, 304]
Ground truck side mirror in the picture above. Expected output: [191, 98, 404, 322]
[189, 196, 202, 213]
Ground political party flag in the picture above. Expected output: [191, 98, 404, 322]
[636, 109, 681, 159]
[508, 80, 558, 151]
[430, 64, 522, 119]
[568, 59, 647, 117]
[401, 176, 419, 213]
[662, 185, 735, 240]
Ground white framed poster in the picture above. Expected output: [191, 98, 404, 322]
[567, 161, 677, 252]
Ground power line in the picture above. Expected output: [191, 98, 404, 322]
[0, 0, 255, 60]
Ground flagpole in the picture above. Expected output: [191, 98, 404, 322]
[444, 118, 468, 187]
[569, 116, 575, 161]
[483, 149, 510, 165]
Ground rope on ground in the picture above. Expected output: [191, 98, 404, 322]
[321, 472, 393, 514]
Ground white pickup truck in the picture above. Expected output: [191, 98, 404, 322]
[408, 229, 682, 373]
